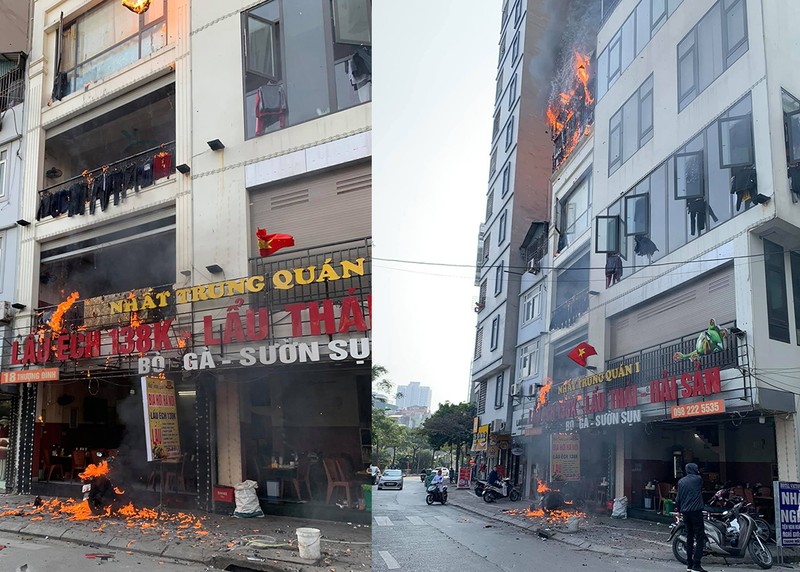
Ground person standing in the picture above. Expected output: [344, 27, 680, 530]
[675, 463, 706, 572]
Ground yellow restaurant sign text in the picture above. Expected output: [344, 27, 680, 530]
[557, 361, 641, 395]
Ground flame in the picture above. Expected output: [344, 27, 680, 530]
[114, 487, 125, 495]
[49, 292, 80, 333]
[122, 0, 152, 14]
[127, 292, 141, 328]
[177, 338, 187, 348]
[505, 507, 586, 525]
[575, 52, 593, 106]
[79, 461, 110, 481]
[537, 480, 551, 494]
[536, 379, 553, 410]
[546, 52, 594, 170]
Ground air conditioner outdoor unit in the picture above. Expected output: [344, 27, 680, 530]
[510, 383, 522, 397]
[527, 258, 540, 274]
[0, 301, 11, 324]
[490, 420, 507, 433]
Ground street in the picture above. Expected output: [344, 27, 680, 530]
[371, 477, 752, 572]
[0, 535, 216, 572]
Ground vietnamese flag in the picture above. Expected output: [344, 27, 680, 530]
[256, 228, 295, 257]
[568, 342, 597, 367]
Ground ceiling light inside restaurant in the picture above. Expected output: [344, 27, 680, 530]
[122, 0, 152, 14]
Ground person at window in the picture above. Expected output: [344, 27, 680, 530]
[431, 469, 445, 492]
[675, 463, 706, 572]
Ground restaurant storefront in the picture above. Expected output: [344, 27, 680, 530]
[2, 238, 372, 521]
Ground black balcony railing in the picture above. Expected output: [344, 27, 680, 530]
[36, 141, 176, 221]
[0, 55, 25, 114]
[549, 288, 589, 330]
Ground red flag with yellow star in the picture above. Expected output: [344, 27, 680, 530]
[568, 342, 597, 367]
[256, 228, 295, 257]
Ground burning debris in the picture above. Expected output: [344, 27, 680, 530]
[504, 506, 586, 526]
[536, 379, 553, 410]
[546, 52, 594, 171]
[48, 291, 80, 333]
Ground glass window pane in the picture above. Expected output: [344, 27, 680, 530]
[609, 34, 621, 81]
[651, 0, 667, 31]
[141, 22, 167, 58]
[76, 3, 117, 62]
[596, 216, 620, 253]
[719, 116, 753, 167]
[74, 38, 138, 88]
[622, 96, 638, 162]
[697, 3, 723, 92]
[283, 0, 331, 126]
[621, 15, 635, 70]
[726, 0, 746, 53]
[674, 151, 704, 199]
[791, 252, 800, 345]
[666, 159, 688, 252]
[143, 0, 165, 26]
[597, 49, 609, 98]
[0, 150, 5, 196]
[764, 239, 790, 343]
[636, 1, 651, 54]
[625, 194, 649, 235]
[640, 89, 653, 143]
[706, 121, 734, 229]
[788, 112, 800, 163]
[648, 164, 667, 262]
[332, 0, 371, 45]
[247, 16, 277, 78]
[678, 50, 695, 100]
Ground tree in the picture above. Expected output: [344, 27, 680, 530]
[423, 401, 476, 473]
[372, 407, 403, 467]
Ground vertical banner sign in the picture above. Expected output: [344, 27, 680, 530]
[141, 376, 181, 462]
[457, 467, 472, 489]
[550, 433, 580, 481]
[775, 481, 800, 547]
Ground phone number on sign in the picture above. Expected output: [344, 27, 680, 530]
[671, 400, 725, 419]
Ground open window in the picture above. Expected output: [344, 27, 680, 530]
[625, 193, 649, 236]
[674, 151, 704, 199]
[595, 215, 621, 254]
[332, 0, 371, 45]
[719, 115, 753, 168]
[787, 110, 800, 165]
[245, 14, 279, 81]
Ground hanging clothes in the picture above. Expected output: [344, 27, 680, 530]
[255, 82, 287, 135]
[153, 152, 172, 180]
[557, 232, 569, 253]
[686, 199, 718, 236]
[67, 182, 87, 216]
[36, 192, 53, 220]
[634, 235, 659, 258]
[605, 254, 622, 288]
[110, 171, 125, 206]
[50, 189, 70, 217]
[730, 166, 757, 211]
[137, 157, 154, 188]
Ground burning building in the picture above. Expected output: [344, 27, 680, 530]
[4, 0, 372, 525]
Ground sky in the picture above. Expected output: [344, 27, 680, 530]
[372, 1, 503, 411]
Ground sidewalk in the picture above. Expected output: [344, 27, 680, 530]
[445, 487, 686, 561]
[0, 494, 370, 571]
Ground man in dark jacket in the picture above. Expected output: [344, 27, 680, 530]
[675, 463, 706, 572]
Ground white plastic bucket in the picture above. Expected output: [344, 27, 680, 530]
[296, 527, 321, 560]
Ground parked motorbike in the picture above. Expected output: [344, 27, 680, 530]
[482, 478, 521, 503]
[426, 484, 448, 505]
[474, 480, 486, 498]
[668, 500, 773, 569]
[706, 487, 772, 542]
[81, 457, 122, 516]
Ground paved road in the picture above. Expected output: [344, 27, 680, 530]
[372, 477, 739, 572]
[0, 535, 218, 572]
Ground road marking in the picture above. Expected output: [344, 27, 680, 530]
[374, 516, 394, 526]
[407, 516, 425, 525]
[378, 550, 400, 569]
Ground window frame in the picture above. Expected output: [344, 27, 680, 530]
[677, 31, 698, 109]
[609, 108, 623, 174]
[483, 233, 491, 265]
[718, 114, 754, 168]
[514, 0, 522, 25]
[0, 148, 7, 199]
[625, 193, 650, 236]
[519, 340, 540, 379]
[608, 32, 622, 83]
[786, 110, 800, 164]
[722, 0, 748, 66]
[494, 373, 504, 408]
[490, 316, 501, 351]
[673, 150, 705, 199]
[244, 13, 279, 81]
[501, 162, 511, 197]
[505, 117, 515, 150]
[521, 287, 541, 324]
[494, 262, 504, 295]
[479, 280, 488, 309]
[498, 33, 507, 65]
[595, 215, 621, 254]
[486, 190, 494, 221]
[511, 32, 520, 62]
[474, 327, 484, 360]
[650, 0, 667, 32]
[490, 149, 498, 179]
[764, 239, 790, 343]
[508, 73, 518, 111]
[492, 110, 501, 141]
[495, 69, 504, 102]
[498, 210, 508, 245]
[331, 0, 372, 45]
[638, 77, 654, 146]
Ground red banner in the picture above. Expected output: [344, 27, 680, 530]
[670, 399, 725, 419]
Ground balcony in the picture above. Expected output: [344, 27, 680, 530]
[549, 288, 589, 330]
[520, 221, 549, 275]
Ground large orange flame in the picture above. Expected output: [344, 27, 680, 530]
[49, 292, 80, 333]
[79, 461, 110, 481]
[537, 479, 551, 494]
[505, 507, 586, 525]
[547, 52, 594, 170]
[536, 379, 553, 410]
[122, 0, 152, 14]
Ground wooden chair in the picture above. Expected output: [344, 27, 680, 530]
[323, 458, 351, 506]
[743, 488, 755, 504]
[42, 450, 63, 482]
[69, 450, 87, 481]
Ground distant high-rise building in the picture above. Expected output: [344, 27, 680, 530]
[396, 382, 432, 410]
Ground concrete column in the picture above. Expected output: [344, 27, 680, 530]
[615, 427, 625, 499]
[215, 377, 242, 486]
[776, 413, 799, 482]
[174, 0, 193, 279]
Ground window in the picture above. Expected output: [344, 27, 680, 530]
[609, 75, 654, 174]
[495, 69, 504, 102]
[483, 234, 491, 264]
[493, 111, 501, 140]
[639, 75, 654, 146]
[651, 0, 667, 32]
[495, 261, 504, 295]
[783, 90, 800, 164]
[502, 0, 510, 23]
[511, 32, 520, 62]
[505, 117, 515, 150]
[499, 33, 506, 64]
[791, 252, 800, 346]
[625, 193, 649, 236]
[718, 115, 753, 168]
[519, 340, 540, 378]
[58, 0, 169, 97]
[595, 215, 621, 253]
[477, 380, 487, 414]
[560, 177, 591, 246]
[494, 373, 504, 408]
[486, 191, 494, 220]
[490, 149, 497, 178]
[514, 0, 522, 24]
[677, 0, 748, 111]
[479, 280, 488, 309]
[474, 327, 484, 359]
[609, 109, 622, 173]
[498, 210, 508, 245]
[508, 73, 518, 111]
[522, 287, 541, 323]
[501, 162, 511, 196]
[674, 151, 704, 199]
[490, 316, 501, 350]
[0, 149, 6, 198]
[243, 0, 372, 139]
[608, 33, 622, 82]
[764, 239, 790, 343]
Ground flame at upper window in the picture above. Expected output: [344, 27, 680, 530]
[122, 0, 152, 14]
[547, 52, 595, 172]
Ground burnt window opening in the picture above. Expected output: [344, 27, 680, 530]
[520, 221, 548, 274]
[782, 89, 800, 203]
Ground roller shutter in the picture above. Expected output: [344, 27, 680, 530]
[249, 162, 371, 254]
[610, 268, 736, 357]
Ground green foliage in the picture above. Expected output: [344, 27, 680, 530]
[423, 401, 475, 451]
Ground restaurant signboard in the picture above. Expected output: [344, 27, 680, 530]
[0, 367, 59, 384]
[141, 376, 181, 462]
[775, 481, 800, 547]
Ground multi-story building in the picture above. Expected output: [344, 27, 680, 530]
[396, 381, 431, 410]
[522, 0, 800, 516]
[4, 0, 371, 522]
[469, 0, 571, 481]
[0, 1, 30, 492]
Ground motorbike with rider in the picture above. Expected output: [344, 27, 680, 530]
[426, 469, 448, 505]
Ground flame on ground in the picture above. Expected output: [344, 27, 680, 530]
[49, 292, 80, 333]
[505, 507, 586, 525]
